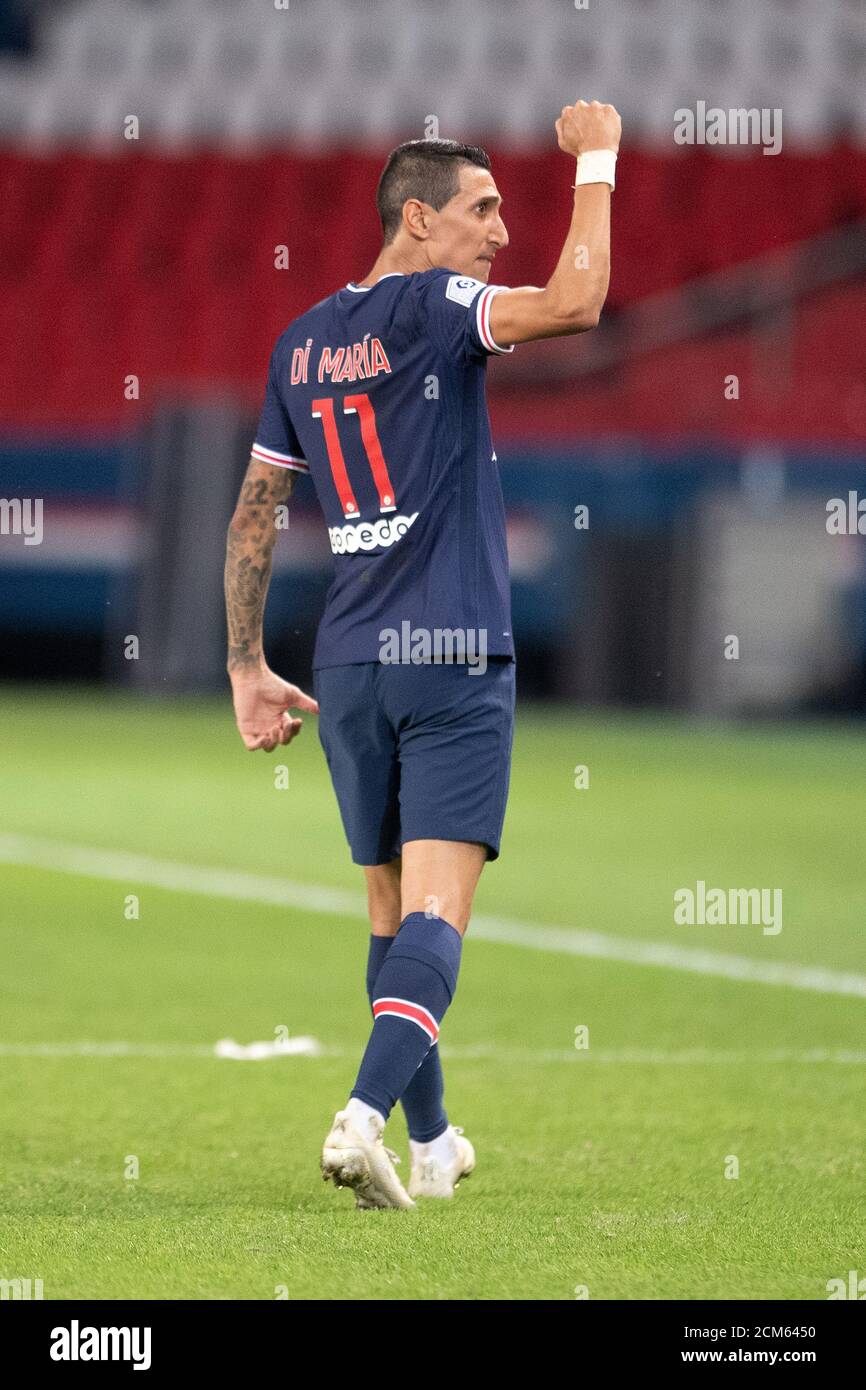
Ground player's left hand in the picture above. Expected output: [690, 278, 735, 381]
[229, 666, 319, 752]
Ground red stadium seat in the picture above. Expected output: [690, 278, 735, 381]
[1, 146, 864, 442]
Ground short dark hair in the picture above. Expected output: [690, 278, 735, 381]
[375, 139, 491, 244]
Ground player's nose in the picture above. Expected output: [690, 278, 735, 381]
[490, 215, 509, 250]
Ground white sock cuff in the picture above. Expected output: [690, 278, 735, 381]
[345, 1097, 384, 1134]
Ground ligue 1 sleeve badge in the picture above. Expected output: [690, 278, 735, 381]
[445, 274, 485, 307]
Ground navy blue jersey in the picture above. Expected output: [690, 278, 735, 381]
[251, 268, 517, 670]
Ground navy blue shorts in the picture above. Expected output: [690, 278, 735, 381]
[313, 658, 516, 866]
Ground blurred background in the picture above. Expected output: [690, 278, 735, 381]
[2, 0, 865, 1303]
[1, 0, 865, 712]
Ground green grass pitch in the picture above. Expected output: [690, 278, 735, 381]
[0, 687, 864, 1300]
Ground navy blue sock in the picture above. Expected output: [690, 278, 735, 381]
[366, 933, 449, 1143]
[352, 913, 462, 1123]
[365, 934, 393, 1003]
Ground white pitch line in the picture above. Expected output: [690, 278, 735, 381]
[0, 1040, 330, 1059]
[0, 1042, 218, 1058]
[0, 1042, 864, 1064]
[1, 832, 865, 1000]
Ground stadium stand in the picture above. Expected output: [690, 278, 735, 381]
[0, 0, 864, 146]
[1, 0, 865, 707]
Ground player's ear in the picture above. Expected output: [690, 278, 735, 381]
[403, 197, 431, 241]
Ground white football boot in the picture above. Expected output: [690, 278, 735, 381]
[408, 1125, 475, 1199]
[321, 1107, 416, 1210]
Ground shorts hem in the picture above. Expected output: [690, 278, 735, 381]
[349, 834, 502, 865]
[400, 832, 502, 862]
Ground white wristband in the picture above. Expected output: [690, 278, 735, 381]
[574, 149, 617, 190]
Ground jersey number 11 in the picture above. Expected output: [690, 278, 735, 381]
[311, 394, 398, 519]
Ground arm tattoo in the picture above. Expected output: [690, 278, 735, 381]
[224, 458, 297, 672]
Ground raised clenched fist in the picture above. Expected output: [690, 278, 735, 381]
[555, 100, 621, 157]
